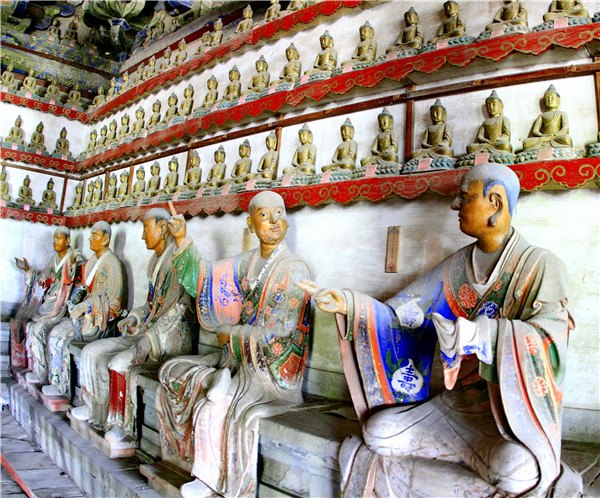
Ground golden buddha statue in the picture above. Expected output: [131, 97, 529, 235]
[132, 107, 146, 134]
[21, 69, 38, 93]
[205, 145, 227, 187]
[254, 132, 279, 180]
[44, 79, 61, 101]
[485, 0, 528, 32]
[223, 66, 242, 102]
[131, 64, 144, 85]
[147, 162, 162, 196]
[179, 84, 194, 117]
[246, 56, 270, 94]
[15, 176, 35, 206]
[28, 122, 46, 151]
[117, 114, 130, 141]
[183, 151, 202, 191]
[163, 93, 179, 123]
[91, 178, 103, 207]
[64, 17, 79, 42]
[543, 0, 589, 21]
[86, 129, 97, 152]
[106, 77, 117, 98]
[386, 7, 423, 53]
[428, 1, 466, 44]
[39, 178, 58, 210]
[236, 5, 254, 34]
[148, 100, 162, 128]
[522, 85, 573, 151]
[285, 124, 316, 175]
[342, 21, 377, 66]
[466, 91, 512, 155]
[198, 76, 219, 110]
[65, 83, 82, 107]
[143, 56, 156, 80]
[69, 183, 83, 210]
[106, 120, 118, 145]
[209, 18, 224, 47]
[163, 157, 180, 194]
[322, 119, 358, 172]
[274, 44, 301, 86]
[53, 127, 71, 156]
[287, 0, 307, 12]
[90, 85, 106, 108]
[83, 181, 94, 207]
[230, 140, 252, 183]
[0, 168, 10, 201]
[264, 0, 282, 21]
[2, 63, 18, 91]
[121, 73, 133, 95]
[361, 108, 398, 166]
[97, 125, 108, 148]
[116, 171, 129, 201]
[104, 174, 117, 204]
[410, 99, 454, 160]
[5, 116, 25, 146]
[131, 167, 146, 198]
[196, 31, 212, 54]
[305, 31, 337, 76]
[174, 40, 189, 65]
[158, 47, 173, 72]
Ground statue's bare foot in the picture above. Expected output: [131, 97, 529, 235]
[206, 368, 231, 403]
[71, 405, 90, 421]
[25, 372, 40, 384]
[41, 384, 62, 396]
[181, 479, 218, 498]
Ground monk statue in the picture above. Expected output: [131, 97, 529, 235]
[148, 100, 162, 129]
[198, 76, 218, 111]
[174, 40, 188, 65]
[360, 108, 398, 166]
[40, 221, 125, 398]
[157, 47, 172, 72]
[106, 77, 117, 98]
[204, 145, 227, 187]
[183, 151, 202, 191]
[208, 18, 224, 47]
[157, 191, 311, 498]
[285, 124, 316, 175]
[86, 129, 98, 152]
[305, 31, 337, 77]
[116, 171, 129, 201]
[253, 131, 279, 180]
[39, 178, 58, 210]
[162, 93, 179, 123]
[147, 162, 162, 196]
[44, 79, 61, 102]
[428, 1, 467, 44]
[163, 158, 180, 194]
[15, 176, 34, 206]
[273, 44, 301, 86]
[83, 182, 95, 207]
[485, 0, 528, 32]
[222, 66, 241, 102]
[230, 139, 252, 183]
[132, 107, 146, 134]
[131, 167, 146, 198]
[91, 178, 103, 207]
[104, 174, 117, 204]
[297, 163, 582, 498]
[386, 7, 423, 54]
[53, 128, 71, 156]
[410, 99, 454, 160]
[0, 167, 11, 201]
[21, 69, 38, 94]
[543, 0, 589, 21]
[143, 56, 156, 80]
[287, 0, 307, 11]
[245, 56, 270, 94]
[322, 119, 358, 172]
[236, 5, 254, 33]
[2, 63, 18, 91]
[119, 73, 131, 94]
[342, 21, 377, 67]
[72, 209, 195, 447]
[68, 183, 83, 210]
[89, 85, 106, 108]
[65, 84, 82, 107]
[97, 126, 108, 148]
[117, 114, 130, 141]
[264, 0, 282, 21]
[28, 122, 47, 151]
[179, 84, 194, 117]
[5, 115, 25, 146]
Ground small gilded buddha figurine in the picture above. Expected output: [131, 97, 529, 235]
[39, 178, 58, 210]
[89, 85, 106, 108]
[106, 77, 118, 98]
[21, 69, 38, 94]
[119, 72, 131, 94]
[69, 183, 83, 210]
[132, 107, 146, 134]
[143, 56, 156, 80]
[428, 1, 466, 44]
[410, 99, 454, 160]
[246, 56, 270, 94]
[86, 129, 97, 152]
[199, 76, 219, 110]
[174, 40, 188, 64]
[485, 0, 528, 32]
[97, 125, 108, 148]
[47, 19, 61, 40]
[2, 63, 18, 91]
[196, 31, 212, 54]
[83, 182, 95, 207]
[209, 18, 224, 47]
[131, 167, 146, 198]
[0, 168, 11, 201]
[65, 83, 82, 107]
[386, 7, 423, 53]
[322, 119, 358, 172]
[543, 0, 589, 21]
[53, 128, 71, 156]
[44, 79, 61, 101]
[179, 84, 194, 117]
[466, 91, 512, 155]
[305, 31, 337, 76]
[64, 17, 79, 42]
[148, 100, 162, 128]
[117, 114, 130, 141]
[91, 178, 103, 207]
[285, 124, 316, 175]
[146, 162, 162, 196]
[162, 93, 179, 123]
[163, 157, 180, 194]
[28, 122, 46, 151]
[236, 5, 254, 34]
[254, 131, 279, 180]
[222, 66, 242, 102]
[15, 176, 35, 206]
[342, 21, 377, 66]
[264, 0, 282, 21]
[205, 145, 227, 187]
[274, 44, 302, 86]
[522, 85, 573, 151]
[5, 116, 26, 146]
[230, 140, 252, 183]
[287, 0, 307, 12]
[106, 119, 118, 145]
[183, 151, 202, 191]
[361, 108, 398, 166]
[116, 171, 129, 201]
[131, 64, 144, 85]
[157, 47, 173, 72]
[104, 174, 117, 204]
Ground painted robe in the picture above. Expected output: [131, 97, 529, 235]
[156, 241, 311, 497]
[45, 249, 124, 396]
[339, 230, 574, 497]
[79, 242, 195, 432]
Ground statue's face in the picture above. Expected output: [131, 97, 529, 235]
[445, 1, 458, 15]
[169, 96, 176, 104]
[153, 102, 160, 111]
[451, 179, 496, 238]
[256, 60, 266, 71]
[299, 130, 311, 144]
[230, 71, 239, 81]
[137, 171, 144, 179]
[109, 177, 116, 185]
[286, 48, 297, 60]
[53, 232, 69, 253]
[248, 204, 288, 246]
[240, 145, 250, 157]
[378, 115, 392, 130]
[431, 106, 445, 123]
[341, 125, 354, 140]
[142, 218, 164, 252]
[266, 136, 276, 149]
[405, 11, 418, 24]
[244, 9, 251, 18]
[110, 122, 116, 130]
[486, 98, 502, 116]
[169, 161, 177, 171]
[121, 174, 127, 182]
[24, 178, 30, 186]
[544, 92, 559, 110]
[101, 127, 107, 135]
[88, 184, 94, 192]
[37, 124, 43, 132]
[215, 151, 225, 162]
[208, 79, 217, 89]
[320, 37, 331, 48]
[151, 165, 159, 174]
[89, 228, 108, 253]
[48, 182, 54, 190]
[360, 26, 372, 40]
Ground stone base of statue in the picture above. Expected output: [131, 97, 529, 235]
[594, 11, 600, 22]
[140, 195, 157, 205]
[245, 89, 270, 101]
[131, 131, 147, 141]
[313, 169, 354, 184]
[271, 170, 312, 187]
[271, 81, 296, 93]
[377, 48, 420, 63]
[351, 160, 400, 179]
[14, 368, 71, 412]
[333, 61, 375, 76]
[402, 156, 456, 173]
[171, 116, 188, 125]
[121, 198, 138, 207]
[65, 103, 84, 111]
[25, 146, 48, 155]
[2, 141, 25, 151]
[421, 35, 476, 53]
[217, 98, 239, 109]
[51, 152, 74, 161]
[515, 146, 585, 163]
[455, 151, 515, 168]
[67, 411, 137, 458]
[477, 24, 529, 41]
[156, 192, 176, 202]
[16, 90, 40, 100]
[587, 142, 600, 157]
[298, 71, 333, 86]
[192, 108, 211, 118]
[532, 16, 591, 32]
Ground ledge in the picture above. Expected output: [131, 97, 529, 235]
[0, 91, 88, 122]
[1, 147, 76, 171]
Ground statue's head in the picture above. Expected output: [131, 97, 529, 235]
[109, 174, 117, 185]
[36, 122, 44, 132]
[60, 127, 67, 137]
[444, 1, 459, 16]
[169, 157, 178, 171]
[543, 84, 560, 111]
[184, 84, 194, 97]
[430, 99, 446, 123]
[405, 7, 419, 23]
[215, 18, 223, 30]
[136, 107, 144, 118]
[75, 183, 82, 192]
[153, 99, 161, 110]
[266, 131, 277, 149]
[149, 55, 156, 66]
[168, 92, 177, 104]
[142, 207, 171, 252]
[247, 191, 288, 247]
[452, 163, 519, 241]
[100, 125, 107, 135]
[190, 150, 200, 167]
[28, 69, 35, 76]
[359, 21, 374, 40]
[109, 119, 117, 130]
[485, 90, 503, 116]
[121, 114, 129, 124]
[137, 166, 145, 179]
[229, 66, 240, 80]
[239, 139, 251, 157]
[377, 108, 393, 129]
[47, 178, 54, 189]
[341, 118, 354, 139]
[89, 221, 111, 254]
[15, 115, 22, 126]
[151, 161, 160, 174]
[215, 145, 226, 162]
[286, 43, 299, 60]
[87, 183, 94, 192]
[178, 40, 186, 50]
[24, 175, 30, 185]
[90, 129, 97, 138]
[298, 123, 312, 144]
[137, 64, 144, 74]
[53, 226, 70, 253]
[320, 30, 333, 48]
[7, 63, 14, 71]
[256, 55, 268, 71]
[120, 171, 128, 181]
[243, 4, 253, 18]
[122, 73, 129, 81]
[207, 75, 218, 88]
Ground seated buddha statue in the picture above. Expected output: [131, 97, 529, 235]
[205, 146, 227, 187]
[106, 77, 118, 98]
[342, 21, 377, 66]
[157, 48, 172, 72]
[143, 56, 156, 80]
[0, 168, 11, 201]
[47, 19, 61, 40]
[163, 158, 180, 194]
[131, 167, 146, 198]
[28, 122, 46, 151]
[131, 64, 144, 86]
[264, 0, 282, 21]
[15, 176, 35, 206]
[209, 18, 224, 47]
[254, 132, 279, 180]
[543, 0, 589, 21]
[132, 107, 146, 134]
[485, 0, 528, 32]
[196, 31, 212, 54]
[86, 130, 97, 152]
[360, 108, 399, 166]
[287, 0, 307, 12]
[246, 57, 270, 94]
[230, 140, 252, 183]
[65, 84, 82, 107]
[116, 172, 129, 201]
[104, 174, 117, 204]
[273, 44, 301, 86]
[410, 100, 454, 159]
[106, 120, 118, 145]
[117, 114, 130, 141]
[466, 91, 512, 155]
[89, 84, 106, 108]
[53, 127, 72, 156]
[179, 84, 194, 117]
[83, 182, 95, 207]
[522, 85, 573, 151]
[21, 69, 38, 94]
[322, 119, 358, 172]
[428, 1, 466, 44]
[174, 40, 188, 65]
[284, 124, 316, 175]
[64, 17, 79, 42]
[162, 93, 179, 123]
[148, 100, 162, 128]
[5, 116, 25, 146]
[96, 125, 108, 148]
[146, 162, 162, 196]
[196, 76, 219, 111]
[119, 73, 131, 94]
[305, 31, 337, 76]
[68, 183, 83, 210]
[386, 7, 423, 53]
[39, 178, 58, 210]
[2, 63, 18, 91]
[222, 66, 241, 102]
[44, 79, 61, 101]
[183, 151, 202, 191]
[236, 5, 254, 34]
[91, 179, 103, 207]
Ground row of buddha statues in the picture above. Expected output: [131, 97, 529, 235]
[0, 169, 60, 211]
[2, 118, 73, 158]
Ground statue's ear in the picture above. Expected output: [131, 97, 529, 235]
[158, 220, 168, 239]
[488, 190, 504, 228]
[102, 233, 111, 247]
[246, 215, 255, 233]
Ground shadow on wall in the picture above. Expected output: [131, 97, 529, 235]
[113, 230, 132, 310]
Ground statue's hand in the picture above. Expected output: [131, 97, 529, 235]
[15, 257, 30, 272]
[117, 314, 138, 335]
[167, 201, 187, 245]
[134, 335, 152, 363]
[296, 279, 347, 315]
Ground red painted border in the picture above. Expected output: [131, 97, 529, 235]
[0, 148, 76, 172]
[0, 206, 67, 225]
[0, 92, 88, 122]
